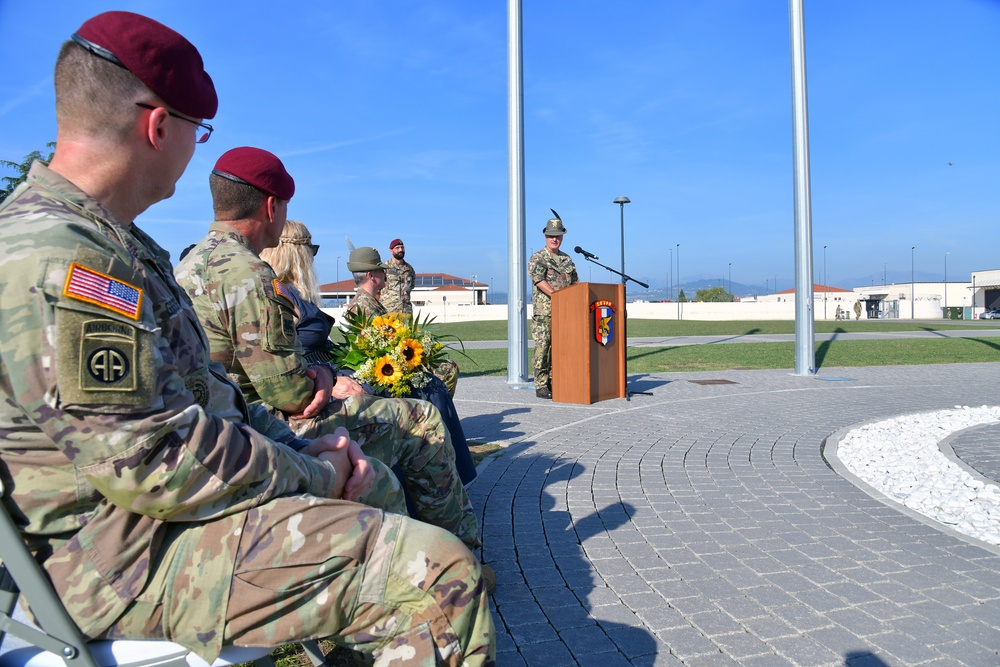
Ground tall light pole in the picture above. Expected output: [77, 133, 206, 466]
[728, 262, 732, 298]
[944, 252, 949, 317]
[911, 246, 916, 319]
[823, 244, 827, 320]
[336, 256, 341, 305]
[614, 197, 630, 286]
[676, 243, 682, 320]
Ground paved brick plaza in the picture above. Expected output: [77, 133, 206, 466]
[457, 362, 1000, 666]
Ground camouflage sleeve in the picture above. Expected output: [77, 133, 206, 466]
[225, 267, 316, 414]
[2, 246, 337, 523]
[528, 252, 547, 285]
[245, 402, 310, 450]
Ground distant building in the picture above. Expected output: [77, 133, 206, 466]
[319, 272, 489, 307]
[972, 269, 1000, 311]
[756, 284, 854, 305]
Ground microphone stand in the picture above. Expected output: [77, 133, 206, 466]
[575, 253, 652, 400]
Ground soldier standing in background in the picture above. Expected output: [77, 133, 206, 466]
[528, 211, 579, 399]
[0, 12, 494, 665]
[380, 237, 415, 315]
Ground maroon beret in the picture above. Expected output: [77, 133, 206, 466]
[389, 238, 403, 250]
[74, 11, 217, 120]
[212, 147, 295, 200]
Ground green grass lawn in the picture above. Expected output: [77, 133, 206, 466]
[453, 335, 1000, 376]
[329, 318, 1000, 375]
[431, 318, 1000, 341]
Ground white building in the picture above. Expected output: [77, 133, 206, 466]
[319, 273, 489, 308]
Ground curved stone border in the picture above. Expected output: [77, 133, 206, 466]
[825, 406, 1000, 554]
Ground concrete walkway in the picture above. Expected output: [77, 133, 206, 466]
[456, 363, 1000, 666]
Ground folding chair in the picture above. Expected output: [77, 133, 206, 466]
[0, 479, 327, 667]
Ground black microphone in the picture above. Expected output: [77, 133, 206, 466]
[574, 246, 599, 260]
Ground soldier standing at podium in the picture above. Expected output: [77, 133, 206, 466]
[528, 211, 579, 399]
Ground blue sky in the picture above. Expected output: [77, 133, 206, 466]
[2, 1, 998, 295]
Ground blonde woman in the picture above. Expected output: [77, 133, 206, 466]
[260, 220, 345, 367]
[262, 222, 477, 484]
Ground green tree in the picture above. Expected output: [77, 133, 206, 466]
[678, 289, 688, 303]
[1, 143, 55, 204]
[695, 286, 734, 302]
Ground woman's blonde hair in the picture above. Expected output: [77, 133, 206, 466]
[260, 220, 322, 306]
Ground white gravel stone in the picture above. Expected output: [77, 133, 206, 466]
[835, 406, 1000, 546]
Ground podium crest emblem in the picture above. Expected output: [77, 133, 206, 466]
[590, 299, 615, 346]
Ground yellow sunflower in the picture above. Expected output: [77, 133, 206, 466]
[373, 355, 404, 386]
[399, 338, 424, 369]
[371, 314, 402, 337]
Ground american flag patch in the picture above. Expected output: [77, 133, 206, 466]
[64, 262, 143, 320]
[273, 279, 295, 305]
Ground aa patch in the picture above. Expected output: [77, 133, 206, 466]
[79, 319, 137, 391]
[590, 299, 615, 347]
[64, 262, 143, 320]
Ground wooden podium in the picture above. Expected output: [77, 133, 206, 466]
[550, 282, 626, 404]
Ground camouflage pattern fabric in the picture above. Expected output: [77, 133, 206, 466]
[380, 257, 415, 315]
[527, 248, 578, 389]
[347, 287, 389, 320]
[175, 222, 313, 413]
[0, 164, 493, 665]
[176, 229, 480, 548]
[281, 393, 480, 550]
[108, 500, 495, 667]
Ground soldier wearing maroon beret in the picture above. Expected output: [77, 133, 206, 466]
[380, 236, 416, 316]
[175, 141, 491, 577]
[0, 11, 494, 667]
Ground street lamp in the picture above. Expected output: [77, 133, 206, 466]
[944, 252, 949, 316]
[911, 246, 916, 319]
[676, 243, 681, 319]
[336, 256, 341, 306]
[669, 247, 673, 301]
[728, 262, 732, 298]
[823, 245, 827, 320]
[613, 196, 630, 286]
[676, 243, 680, 300]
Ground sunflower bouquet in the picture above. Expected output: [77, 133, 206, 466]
[331, 309, 458, 398]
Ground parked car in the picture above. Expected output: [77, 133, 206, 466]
[979, 308, 1000, 319]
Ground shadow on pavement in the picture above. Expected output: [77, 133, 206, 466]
[627, 373, 672, 394]
[462, 406, 531, 444]
[485, 452, 660, 665]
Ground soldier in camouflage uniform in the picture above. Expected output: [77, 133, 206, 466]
[346, 247, 391, 319]
[379, 238, 415, 315]
[347, 249, 460, 399]
[0, 12, 494, 667]
[527, 212, 579, 399]
[175, 149, 483, 554]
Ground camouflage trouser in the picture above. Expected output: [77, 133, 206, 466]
[107, 497, 495, 666]
[531, 316, 552, 390]
[280, 394, 481, 551]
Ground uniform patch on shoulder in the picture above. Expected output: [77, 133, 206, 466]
[64, 262, 143, 320]
[273, 279, 295, 306]
[79, 320, 137, 391]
